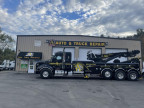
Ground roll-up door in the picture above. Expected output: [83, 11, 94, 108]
[79, 48, 101, 61]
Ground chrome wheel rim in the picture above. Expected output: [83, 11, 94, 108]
[105, 71, 111, 78]
[117, 72, 124, 79]
[130, 73, 137, 80]
[43, 71, 49, 77]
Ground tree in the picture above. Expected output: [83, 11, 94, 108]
[0, 27, 15, 50]
[136, 29, 144, 36]
[0, 49, 3, 64]
[127, 29, 144, 60]
[0, 48, 16, 64]
[100, 34, 104, 38]
[3, 48, 16, 61]
[0, 27, 2, 33]
[135, 29, 144, 60]
[0, 27, 16, 63]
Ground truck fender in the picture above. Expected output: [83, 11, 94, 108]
[40, 66, 53, 72]
[127, 68, 140, 76]
[115, 68, 125, 72]
[101, 68, 112, 75]
[38, 64, 53, 71]
[127, 68, 139, 73]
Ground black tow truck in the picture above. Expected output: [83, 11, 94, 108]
[36, 49, 142, 81]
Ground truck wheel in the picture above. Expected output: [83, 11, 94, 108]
[115, 70, 126, 80]
[40, 69, 53, 79]
[128, 71, 138, 81]
[102, 69, 112, 80]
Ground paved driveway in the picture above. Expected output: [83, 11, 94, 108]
[0, 71, 144, 108]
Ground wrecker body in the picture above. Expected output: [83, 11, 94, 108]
[36, 49, 142, 81]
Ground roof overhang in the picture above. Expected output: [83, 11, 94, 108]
[18, 52, 42, 60]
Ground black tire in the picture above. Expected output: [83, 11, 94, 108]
[102, 69, 113, 80]
[115, 70, 126, 80]
[40, 69, 53, 79]
[128, 71, 139, 81]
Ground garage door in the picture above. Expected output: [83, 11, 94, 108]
[52, 47, 75, 61]
[79, 48, 101, 61]
[106, 49, 127, 63]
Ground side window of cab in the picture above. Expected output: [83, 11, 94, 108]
[56, 56, 62, 60]
[56, 56, 62, 62]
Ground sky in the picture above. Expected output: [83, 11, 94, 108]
[0, 0, 144, 40]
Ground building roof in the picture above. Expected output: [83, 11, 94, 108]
[17, 35, 140, 41]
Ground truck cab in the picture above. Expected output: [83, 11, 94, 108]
[36, 51, 72, 74]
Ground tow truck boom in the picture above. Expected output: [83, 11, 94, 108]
[87, 50, 140, 63]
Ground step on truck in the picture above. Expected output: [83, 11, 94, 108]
[36, 48, 142, 81]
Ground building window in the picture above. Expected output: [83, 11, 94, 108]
[34, 40, 41, 47]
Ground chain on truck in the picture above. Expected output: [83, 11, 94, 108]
[35, 48, 142, 81]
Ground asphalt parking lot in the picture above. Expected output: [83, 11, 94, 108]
[0, 71, 144, 108]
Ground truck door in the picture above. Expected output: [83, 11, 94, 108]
[52, 52, 63, 70]
[52, 52, 72, 70]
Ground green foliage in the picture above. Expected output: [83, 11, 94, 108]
[136, 29, 144, 36]
[3, 48, 16, 61]
[125, 29, 144, 39]
[0, 27, 16, 63]
[0, 27, 15, 50]
[100, 34, 104, 37]
[127, 29, 144, 60]
[0, 27, 2, 33]
[0, 48, 16, 64]
[135, 29, 144, 60]
[0, 49, 3, 64]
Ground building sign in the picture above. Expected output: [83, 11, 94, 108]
[18, 52, 42, 59]
[46, 40, 108, 47]
[25, 53, 34, 57]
